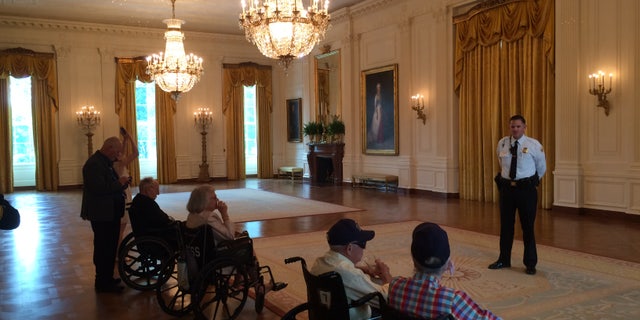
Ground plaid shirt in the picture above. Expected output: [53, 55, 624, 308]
[389, 272, 501, 320]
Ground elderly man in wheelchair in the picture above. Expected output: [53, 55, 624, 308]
[128, 177, 179, 248]
[117, 177, 181, 292]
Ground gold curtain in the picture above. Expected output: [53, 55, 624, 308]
[454, 0, 555, 208]
[0, 79, 12, 193]
[155, 91, 177, 184]
[115, 57, 177, 184]
[222, 63, 273, 180]
[0, 48, 59, 193]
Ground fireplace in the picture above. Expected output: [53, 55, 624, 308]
[307, 143, 344, 184]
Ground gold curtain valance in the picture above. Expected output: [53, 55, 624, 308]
[115, 57, 152, 114]
[0, 47, 59, 110]
[222, 62, 272, 114]
[454, 0, 554, 92]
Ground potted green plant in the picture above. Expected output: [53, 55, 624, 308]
[326, 115, 345, 143]
[303, 121, 323, 143]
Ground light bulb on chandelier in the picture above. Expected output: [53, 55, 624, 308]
[146, 0, 204, 101]
[239, 0, 331, 70]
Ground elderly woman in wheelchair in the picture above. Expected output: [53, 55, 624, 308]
[184, 185, 287, 287]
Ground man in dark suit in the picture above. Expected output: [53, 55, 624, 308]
[81, 136, 130, 293]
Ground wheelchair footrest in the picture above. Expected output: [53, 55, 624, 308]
[272, 281, 288, 292]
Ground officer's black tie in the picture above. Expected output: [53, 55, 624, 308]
[509, 141, 518, 180]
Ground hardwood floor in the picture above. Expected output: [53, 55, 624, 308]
[1, 179, 639, 319]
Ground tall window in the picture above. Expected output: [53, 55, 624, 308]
[135, 80, 157, 178]
[244, 85, 257, 175]
[10, 76, 36, 187]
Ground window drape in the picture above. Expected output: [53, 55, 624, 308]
[454, 0, 555, 208]
[115, 57, 177, 185]
[0, 47, 59, 193]
[0, 79, 12, 193]
[222, 63, 273, 180]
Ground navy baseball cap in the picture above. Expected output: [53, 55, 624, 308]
[327, 219, 375, 247]
[411, 222, 450, 268]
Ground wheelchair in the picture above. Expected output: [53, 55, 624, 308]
[281, 256, 384, 320]
[150, 222, 288, 319]
[117, 225, 177, 291]
[281, 256, 452, 320]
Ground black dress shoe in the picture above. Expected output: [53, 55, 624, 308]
[525, 266, 536, 275]
[95, 283, 125, 293]
[488, 261, 511, 269]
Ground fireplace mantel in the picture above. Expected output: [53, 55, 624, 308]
[307, 143, 344, 184]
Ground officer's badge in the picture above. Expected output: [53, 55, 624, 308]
[522, 147, 529, 153]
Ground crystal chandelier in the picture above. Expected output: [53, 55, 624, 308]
[146, 0, 203, 100]
[239, 0, 330, 69]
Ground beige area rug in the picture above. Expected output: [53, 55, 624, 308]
[155, 188, 361, 222]
[253, 221, 640, 319]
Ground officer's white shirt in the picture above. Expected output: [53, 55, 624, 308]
[497, 134, 546, 180]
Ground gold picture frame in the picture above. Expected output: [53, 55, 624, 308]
[361, 64, 399, 155]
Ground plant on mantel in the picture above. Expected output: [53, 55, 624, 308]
[303, 121, 324, 143]
[325, 115, 345, 143]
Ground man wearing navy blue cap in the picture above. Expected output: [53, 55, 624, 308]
[389, 222, 501, 319]
[310, 218, 392, 319]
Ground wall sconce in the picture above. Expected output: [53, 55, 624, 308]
[194, 107, 213, 182]
[588, 71, 612, 116]
[411, 94, 426, 125]
[76, 105, 101, 157]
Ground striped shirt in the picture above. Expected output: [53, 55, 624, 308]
[389, 273, 501, 320]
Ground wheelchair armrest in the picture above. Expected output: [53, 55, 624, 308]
[285, 256, 303, 264]
[133, 221, 180, 237]
[284, 256, 308, 273]
[235, 230, 249, 238]
[281, 302, 309, 320]
[350, 291, 385, 308]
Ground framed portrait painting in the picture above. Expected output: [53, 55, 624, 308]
[286, 98, 302, 142]
[361, 64, 399, 155]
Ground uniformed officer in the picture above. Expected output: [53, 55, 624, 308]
[489, 115, 546, 275]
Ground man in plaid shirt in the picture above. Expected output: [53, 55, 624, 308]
[388, 222, 501, 319]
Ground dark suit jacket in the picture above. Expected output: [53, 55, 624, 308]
[129, 193, 174, 235]
[128, 193, 178, 249]
[80, 151, 126, 222]
[0, 194, 20, 230]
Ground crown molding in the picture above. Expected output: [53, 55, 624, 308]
[330, 0, 397, 24]
[0, 15, 245, 42]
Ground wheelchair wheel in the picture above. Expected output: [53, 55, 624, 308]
[117, 236, 174, 291]
[117, 232, 135, 256]
[193, 258, 249, 320]
[155, 262, 193, 317]
[254, 281, 265, 313]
